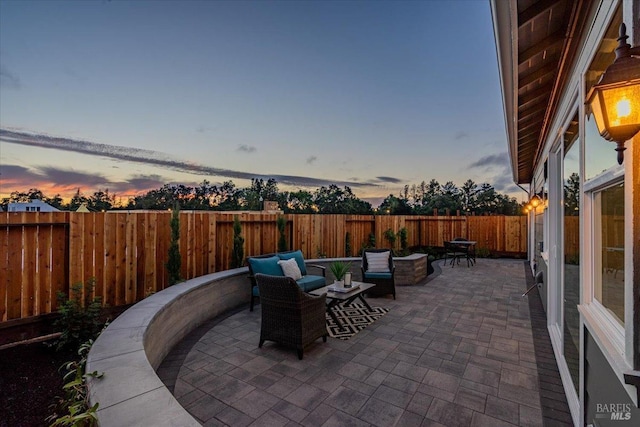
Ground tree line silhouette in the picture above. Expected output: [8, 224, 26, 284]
[2, 177, 526, 215]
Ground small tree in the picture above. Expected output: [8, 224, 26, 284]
[345, 232, 352, 257]
[276, 216, 287, 252]
[383, 228, 396, 254]
[231, 215, 245, 268]
[398, 227, 408, 255]
[166, 204, 182, 285]
[368, 233, 376, 248]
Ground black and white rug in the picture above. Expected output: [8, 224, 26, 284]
[326, 303, 389, 340]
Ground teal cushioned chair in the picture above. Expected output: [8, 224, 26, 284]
[361, 248, 396, 299]
[246, 250, 326, 311]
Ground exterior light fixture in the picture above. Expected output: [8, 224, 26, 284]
[530, 194, 542, 208]
[586, 23, 640, 165]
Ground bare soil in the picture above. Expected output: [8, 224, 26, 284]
[0, 341, 74, 427]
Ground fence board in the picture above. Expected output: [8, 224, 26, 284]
[21, 213, 36, 317]
[0, 214, 7, 321]
[51, 212, 68, 312]
[135, 213, 146, 300]
[83, 214, 96, 301]
[125, 213, 136, 304]
[6, 214, 24, 320]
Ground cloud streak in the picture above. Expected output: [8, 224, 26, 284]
[0, 66, 20, 89]
[237, 144, 256, 153]
[0, 129, 376, 188]
[0, 163, 187, 197]
[467, 153, 509, 169]
[375, 176, 403, 184]
[454, 131, 468, 140]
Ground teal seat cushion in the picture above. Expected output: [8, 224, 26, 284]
[253, 274, 324, 297]
[248, 256, 282, 277]
[278, 250, 307, 276]
[364, 272, 393, 280]
[295, 275, 326, 292]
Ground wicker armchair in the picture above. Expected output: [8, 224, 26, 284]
[255, 273, 328, 360]
[361, 249, 396, 299]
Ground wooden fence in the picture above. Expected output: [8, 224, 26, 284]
[1, 211, 527, 323]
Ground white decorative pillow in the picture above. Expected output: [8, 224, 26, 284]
[278, 258, 302, 280]
[366, 251, 391, 272]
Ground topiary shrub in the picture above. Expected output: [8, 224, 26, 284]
[345, 232, 352, 257]
[231, 215, 245, 268]
[166, 204, 182, 285]
[277, 216, 287, 252]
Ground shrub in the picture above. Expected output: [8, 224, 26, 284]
[345, 232, 352, 257]
[476, 247, 491, 258]
[231, 215, 245, 268]
[383, 228, 396, 253]
[166, 204, 182, 285]
[53, 279, 104, 352]
[277, 216, 287, 252]
[398, 227, 408, 255]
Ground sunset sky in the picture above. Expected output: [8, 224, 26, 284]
[0, 0, 520, 206]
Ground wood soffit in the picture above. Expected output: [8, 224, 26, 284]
[514, 0, 590, 184]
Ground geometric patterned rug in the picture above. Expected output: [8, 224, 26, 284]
[326, 303, 389, 340]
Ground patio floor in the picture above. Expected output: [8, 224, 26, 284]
[158, 259, 573, 426]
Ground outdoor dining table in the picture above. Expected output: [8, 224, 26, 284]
[445, 240, 477, 266]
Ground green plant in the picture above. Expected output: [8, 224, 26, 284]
[53, 279, 104, 352]
[476, 247, 491, 258]
[345, 232, 352, 257]
[383, 228, 396, 253]
[315, 248, 327, 258]
[231, 215, 245, 268]
[329, 260, 352, 281]
[277, 216, 288, 252]
[367, 233, 376, 248]
[47, 339, 103, 427]
[166, 204, 182, 285]
[398, 227, 408, 255]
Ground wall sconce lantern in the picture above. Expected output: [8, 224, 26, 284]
[586, 23, 640, 165]
[530, 194, 542, 208]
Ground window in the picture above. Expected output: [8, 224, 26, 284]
[563, 118, 580, 392]
[594, 183, 625, 325]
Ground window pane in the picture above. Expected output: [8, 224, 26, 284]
[585, 111, 617, 180]
[563, 130, 579, 392]
[596, 183, 624, 325]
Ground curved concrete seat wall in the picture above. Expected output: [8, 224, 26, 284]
[84, 255, 428, 426]
[86, 268, 250, 427]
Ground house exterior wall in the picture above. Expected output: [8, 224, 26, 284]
[7, 200, 60, 212]
[585, 330, 640, 426]
[533, 2, 638, 424]
[492, 0, 640, 425]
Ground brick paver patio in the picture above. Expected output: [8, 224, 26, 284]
[158, 259, 573, 426]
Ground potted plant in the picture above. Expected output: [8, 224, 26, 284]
[329, 260, 352, 286]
